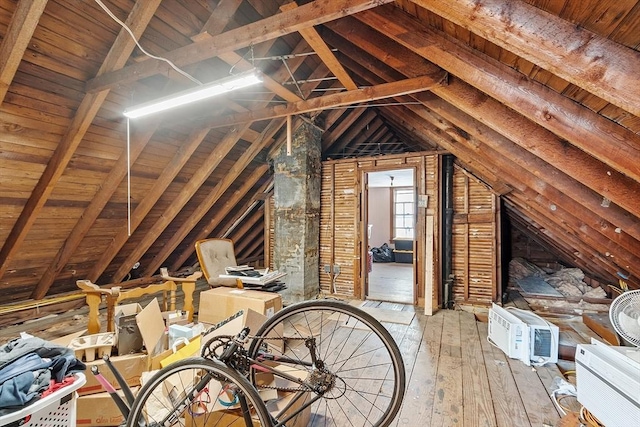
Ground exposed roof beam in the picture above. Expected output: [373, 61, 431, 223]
[326, 17, 640, 243]
[322, 108, 366, 150]
[0, 0, 48, 104]
[61, 9, 308, 286]
[330, 16, 640, 275]
[193, 73, 447, 129]
[410, 0, 640, 117]
[356, 7, 640, 184]
[354, 8, 640, 217]
[1, 0, 163, 293]
[281, 2, 358, 91]
[86, 0, 394, 93]
[200, 0, 243, 35]
[33, 0, 246, 295]
[328, 109, 377, 153]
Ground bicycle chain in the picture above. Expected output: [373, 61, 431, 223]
[202, 334, 312, 393]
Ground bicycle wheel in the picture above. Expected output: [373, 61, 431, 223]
[127, 357, 272, 427]
[247, 300, 405, 427]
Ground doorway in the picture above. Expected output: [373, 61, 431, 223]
[364, 169, 415, 304]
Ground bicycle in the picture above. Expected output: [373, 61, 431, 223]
[121, 299, 406, 426]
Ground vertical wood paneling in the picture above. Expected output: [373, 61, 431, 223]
[452, 166, 499, 305]
[316, 153, 438, 300]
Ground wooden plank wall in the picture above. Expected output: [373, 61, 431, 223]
[452, 166, 500, 305]
[319, 161, 360, 295]
[319, 152, 439, 305]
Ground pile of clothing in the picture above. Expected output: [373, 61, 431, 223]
[0, 337, 85, 415]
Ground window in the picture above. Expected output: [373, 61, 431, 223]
[393, 188, 414, 239]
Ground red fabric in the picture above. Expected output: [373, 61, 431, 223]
[41, 376, 76, 398]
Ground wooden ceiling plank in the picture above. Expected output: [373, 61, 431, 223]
[357, 6, 640, 185]
[84, 127, 211, 283]
[133, 119, 285, 280]
[281, 2, 358, 91]
[195, 72, 447, 129]
[232, 209, 266, 255]
[355, 7, 640, 216]
[170, 168, 272, 270]
[0, 0, 48, 105]
[330, 109, 378, 154]
[2, 0, 162, 295]
[86, 0, 395, 93]
[32, 122, 159, 297]
[410, 0, 640, 117]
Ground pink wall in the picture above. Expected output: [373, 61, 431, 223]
[368, 187, 391, 247]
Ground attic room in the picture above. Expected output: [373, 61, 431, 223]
[0, 0, 639, 426]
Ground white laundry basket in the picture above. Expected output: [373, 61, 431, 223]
[0, 372, 86, 427]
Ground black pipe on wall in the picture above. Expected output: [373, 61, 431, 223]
[442, 155, 454, 309]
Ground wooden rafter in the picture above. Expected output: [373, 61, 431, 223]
[130, 119, 285, 280]
[281, 2, 358, 91]
[326, 17, 640, 243]
[0, 0, 48, 104]
[171, 167, 272, 270]
[193, 73, 447, 130]
[1, 0, 163, 293]
[410, 0, 640, 117]
[86, 0, 395, 93]
[33, 0, 246, 296]
[356, 6, 640, 184]
[330, 17, 640, 279]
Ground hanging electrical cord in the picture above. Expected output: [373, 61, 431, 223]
[93, 0, 202, 85]
[126, 117, 131, 236]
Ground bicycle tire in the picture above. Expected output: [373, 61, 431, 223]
[126, 357, 272, 427]
[247, 299, 406, 427]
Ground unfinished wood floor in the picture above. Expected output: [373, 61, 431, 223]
[368, 262, 414, 304]
[361, 300, 563, 427]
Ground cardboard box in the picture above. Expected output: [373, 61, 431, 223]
[201, 309, 283, 354]
[184, 362, 310, 427]
[198, 288, 282, 325]
[162, 309, 189, 327]
[76, 388, 138, 426]
[77, 353, 148, 396]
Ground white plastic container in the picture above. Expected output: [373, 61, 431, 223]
[0, 372, 86, 427]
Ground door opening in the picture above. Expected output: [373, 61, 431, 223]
[364, 169, 415, 304]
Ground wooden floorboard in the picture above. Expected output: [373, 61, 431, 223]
[460, 311, 497, 427]
[393, 309, 444, 426]
[431, 310, 463, 426]
[477, 321, 532, 427]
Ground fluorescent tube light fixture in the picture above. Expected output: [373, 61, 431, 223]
[123, 69, 262, 119]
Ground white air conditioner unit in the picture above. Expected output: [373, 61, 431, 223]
[576, 340, 640, 427]
[488, 303, 559, 366]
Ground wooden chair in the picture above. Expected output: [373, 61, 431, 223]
[77, 270, 201, 334]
